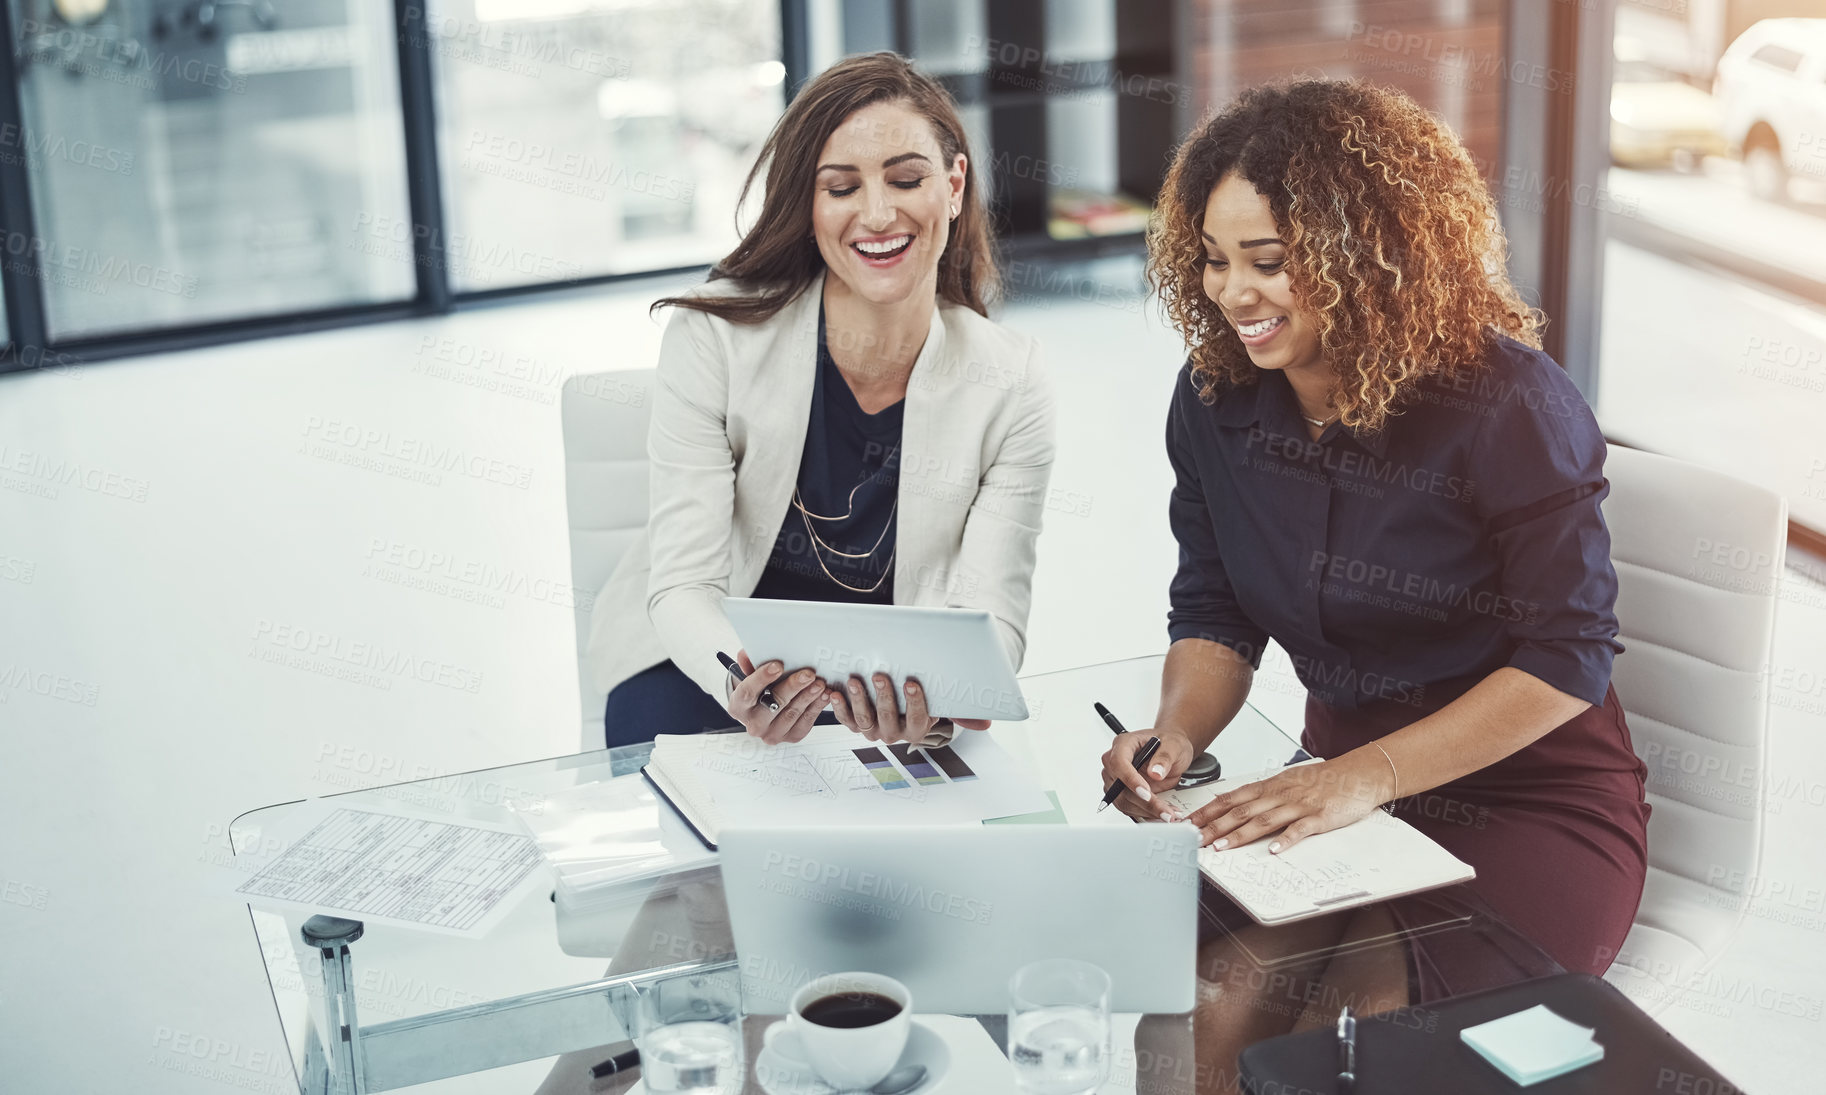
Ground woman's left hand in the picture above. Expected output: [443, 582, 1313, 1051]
[827, 673, 991, 746]
[1181, 750, 1395, 852]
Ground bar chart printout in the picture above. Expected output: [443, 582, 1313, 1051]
[923, 745, 979, 782]
[886, 743, 947, 785]
[673, 726, 1050, 825]
[235, 808, 543, 937]
[852, 747, 911, 790]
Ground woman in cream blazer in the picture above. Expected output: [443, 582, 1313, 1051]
[587, 53, 1055, 748]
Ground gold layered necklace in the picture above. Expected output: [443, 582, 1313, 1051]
[791, 460, 897, 594]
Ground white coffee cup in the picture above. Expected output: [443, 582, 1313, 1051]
[763, 972, 911, 1090]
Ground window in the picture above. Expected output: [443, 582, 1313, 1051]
[1595, 14, 1826, 529]
[11, 2, 415, 339]
[428, 0, 785, 291]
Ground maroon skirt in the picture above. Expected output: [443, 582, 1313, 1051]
[1303, 680, 1651, 1000]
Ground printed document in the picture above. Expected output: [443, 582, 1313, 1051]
[235, 807, 544, 937]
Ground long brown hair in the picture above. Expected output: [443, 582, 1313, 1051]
[1146, 80, 1541, 433]
[654, 52, 998, 324]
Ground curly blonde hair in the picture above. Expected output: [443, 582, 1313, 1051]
[1146, 79, 1542, 433]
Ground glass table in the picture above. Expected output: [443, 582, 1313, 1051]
[231, 656, 1559, 1094]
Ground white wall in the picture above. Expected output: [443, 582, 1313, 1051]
[0, 283, 680, 1092]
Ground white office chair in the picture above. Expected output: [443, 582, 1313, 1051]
[1600, 444, 1787, 1012]
[560, 369, 657, 750]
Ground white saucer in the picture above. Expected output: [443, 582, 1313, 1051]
[755, 1018, 952, 1095]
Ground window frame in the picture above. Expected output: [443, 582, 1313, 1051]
[0, 0, 807, 374]
[0, 0, 1587, 378]
[1500, 0, 1613, 395]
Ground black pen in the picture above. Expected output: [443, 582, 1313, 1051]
[1093, 700, 1127, 737]
[716, 650, 779, 711]
[1337, 1006, 1356, 1094]
[1096, 701, 1161, 812]
[589, 1045, 639, 1080]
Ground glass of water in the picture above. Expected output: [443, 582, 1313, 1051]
[633, 971, 745, 1094]
[1008, 958, 1112, 1095]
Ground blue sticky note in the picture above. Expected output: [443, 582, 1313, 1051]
[1460, 1004, 1604, 1086]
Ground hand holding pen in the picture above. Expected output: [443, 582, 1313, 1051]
[718, 650, 829, 746]
[1094, 702, 1197, 822]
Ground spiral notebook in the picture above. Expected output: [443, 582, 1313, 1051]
[1157, 764, 1476, 925]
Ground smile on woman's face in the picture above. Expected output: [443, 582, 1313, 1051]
[812, 100, 966, 307]
[1200, 172, 1324, 380]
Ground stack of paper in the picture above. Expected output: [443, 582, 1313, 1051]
[1460, 1004, 1605, 1086]
[509, 776, 714, 915]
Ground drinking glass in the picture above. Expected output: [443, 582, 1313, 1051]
[1008, 958, 1113, 1095]
[633, 971, 746, 1094]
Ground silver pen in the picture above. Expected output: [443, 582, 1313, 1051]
[1337, 1005, 1356, 1094]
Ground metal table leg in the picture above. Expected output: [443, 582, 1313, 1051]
[302, 916, 367, 1095]
[301, 915, 738, 1093]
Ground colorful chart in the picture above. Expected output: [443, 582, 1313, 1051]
[852, 747, 911, 790]
[886, 743, 947, 786]
[921, 745, 978, 781]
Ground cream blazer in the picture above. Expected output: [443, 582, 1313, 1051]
[587, 272, 1056, 704]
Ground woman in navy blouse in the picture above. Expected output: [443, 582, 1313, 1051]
[1102, 80, 1649, 1073]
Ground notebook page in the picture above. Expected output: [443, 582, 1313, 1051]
[1159, 765, 1474, 922]
[1202, 808, 1473, 921]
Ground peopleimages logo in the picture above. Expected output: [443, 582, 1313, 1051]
[1243, 428, 1475, 502]
[300, 416, 534, 490]
[1306, 551, 1540, 624]
[759, 850, 994, 925]
[248, 618, 484, 694]
[0, 121, 134, 174]
[0, 444, 151, 502]
[461, 129, 696, 203]
[20, 20, 249, 93]
[363, 537, 594, 612]
[0, 665, 101, 707]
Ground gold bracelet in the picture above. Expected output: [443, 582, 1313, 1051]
[1370, 740, 1399, 802]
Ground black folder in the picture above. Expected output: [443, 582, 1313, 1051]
[1239, 972, 1743, 1094]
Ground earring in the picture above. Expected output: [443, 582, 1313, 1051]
[949, 204, 959, 220]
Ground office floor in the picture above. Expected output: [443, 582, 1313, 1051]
[2, 258, 1821, 1093]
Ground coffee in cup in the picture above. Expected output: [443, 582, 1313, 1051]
[801, 990, 903, 1029]
[763, 973, 911, 1090]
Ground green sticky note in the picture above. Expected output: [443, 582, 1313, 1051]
[1461, 1004, 1604, 1086]
[983, 790, 1066, 825]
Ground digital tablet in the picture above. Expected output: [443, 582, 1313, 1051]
[721, 598, 1029, 721]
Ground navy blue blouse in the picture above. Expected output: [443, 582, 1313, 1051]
[1165, 335, 1623, 710]
[749, 306, 902, 604]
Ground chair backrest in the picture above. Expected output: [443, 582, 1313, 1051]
[1599, 444, 1786, 1004]
[560, 370, 657, 748]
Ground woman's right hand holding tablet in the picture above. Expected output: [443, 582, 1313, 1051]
[1100, 728, 1199, 823]
[728, 649, 829, 744]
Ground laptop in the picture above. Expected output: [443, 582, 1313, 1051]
[718, 824, 1200, 1015]
[721, 598, 1029, 721]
